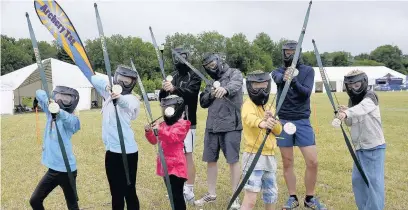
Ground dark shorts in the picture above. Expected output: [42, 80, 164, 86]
[202, 129, 242, 164]
[277, 119, 315, 147]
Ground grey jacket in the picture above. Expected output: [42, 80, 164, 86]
[200, 66, 243, 133]
[344, 92, 385, 150]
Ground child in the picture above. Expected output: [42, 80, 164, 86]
[337, 70, 386, 210]
[145, 95, 191, 210]
[30, 86, 80, 210]
[91, 65, 141, 210]
[240, 71, 282, 210]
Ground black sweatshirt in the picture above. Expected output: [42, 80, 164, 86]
[159, 70, 202, 126]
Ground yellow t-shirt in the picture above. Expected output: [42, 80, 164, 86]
[241, 99, 282, 156]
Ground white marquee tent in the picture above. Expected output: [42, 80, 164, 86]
[243, 66, 406, 94]
[0, 58, 108, 115]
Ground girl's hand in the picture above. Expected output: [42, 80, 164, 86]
[337, 111, 347, 120]
[144, 124, 152, 132]
[152, 122, 159, 130]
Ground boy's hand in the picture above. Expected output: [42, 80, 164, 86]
[265, 117, 278, 130]
[264, 110, 273, 121]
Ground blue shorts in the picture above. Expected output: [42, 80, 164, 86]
[277, 119, 315, 147]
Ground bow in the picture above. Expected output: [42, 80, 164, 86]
[26, 13, 79, 203]
[130, 59, 175, 210]
[227, 1, 313, 208]
[94, 3, 131, 185]
[312, 39, 369, 187]
[149, 26, 168, 81]
[171, 49, 241, 111]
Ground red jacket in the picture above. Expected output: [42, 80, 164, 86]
[145, 119, 191, 179]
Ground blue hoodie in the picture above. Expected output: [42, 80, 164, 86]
[271, 64, 315, 120]
[36, 90, 80, 172]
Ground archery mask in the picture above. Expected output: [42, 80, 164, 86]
[282, 40, 301, 67]
[246, 70, 271, 105]
[172, 47, 190, 75]
[344, 70, 369, 106]
[202, 53, 225, 80]
[113, 65, 138, 95]
[160, 95, 185, 126]
[52, 86, 79, 113]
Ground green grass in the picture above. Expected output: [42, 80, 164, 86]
[1, 92, 408, 209]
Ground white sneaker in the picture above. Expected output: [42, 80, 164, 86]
[230, 197, 241, 210]
[183, 190, 195, 205]
[194, 193, 216, 206]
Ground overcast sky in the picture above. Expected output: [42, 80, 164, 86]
[1, 0, 407, 55]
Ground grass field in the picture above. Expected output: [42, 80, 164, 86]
[1, 92, 408, 210]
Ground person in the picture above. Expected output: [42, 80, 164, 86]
[91, 65, 141, 210]
[271, 40, 325, 209]
[194, 53, 243, 209]
[336, 70, 386, 210]
[240, 70, 283, 210]
[145, 95, 191, 210]
[30, 86, 80, 210]
[159, 46, 202, 204]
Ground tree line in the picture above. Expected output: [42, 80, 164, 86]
[2, 32, 408, 93]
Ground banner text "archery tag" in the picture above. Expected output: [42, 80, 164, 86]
[40, 4, 76, 46]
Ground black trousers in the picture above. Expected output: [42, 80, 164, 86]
[105, 151, 139, 210]
[166, 175, 187, 210]
[30, 169, 79, 210]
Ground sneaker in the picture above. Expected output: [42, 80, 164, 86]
[183, 189, 195, 205]
[304, 197, 327, 210]
[229, 197, 241, 210]
[194, 193, 216, 206]
[282, 196, 299, 209]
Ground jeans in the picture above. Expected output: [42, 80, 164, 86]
[352, 148, 385, 210]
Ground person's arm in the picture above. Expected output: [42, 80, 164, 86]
[172, 74, 202, 98]
[35, 90, 50, 114]
[271, 69, 284, 84]
[200, 85, 216, 108]
[291, 67, 314, 98]
[91, 75, 110, 100]
[271, 121, 282, 136]
[116, 95, 140, 120]
[241, 102, 264, 128]
[145, 129, 158, 145]
[159, 120, 191, 143]
[344, 98, 377, 118]
[224, 70, 243, 97]
[58, 109, 80, 133]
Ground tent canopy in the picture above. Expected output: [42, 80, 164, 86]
[0, 58, 108, 114]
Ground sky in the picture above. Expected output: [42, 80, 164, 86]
[1, 0, 408, 55]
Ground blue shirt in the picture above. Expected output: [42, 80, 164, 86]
[271, 64, 315, 120]
[36, 90, 80, 172]
[91, 75, 140, 154]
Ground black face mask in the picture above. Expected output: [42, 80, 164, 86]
[175, 63, 190, 75]
[246, 72, 271, 105]
[161, 95, 185, 126]
[113, 66, 138, 95]
[344, 72, 368, 106]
